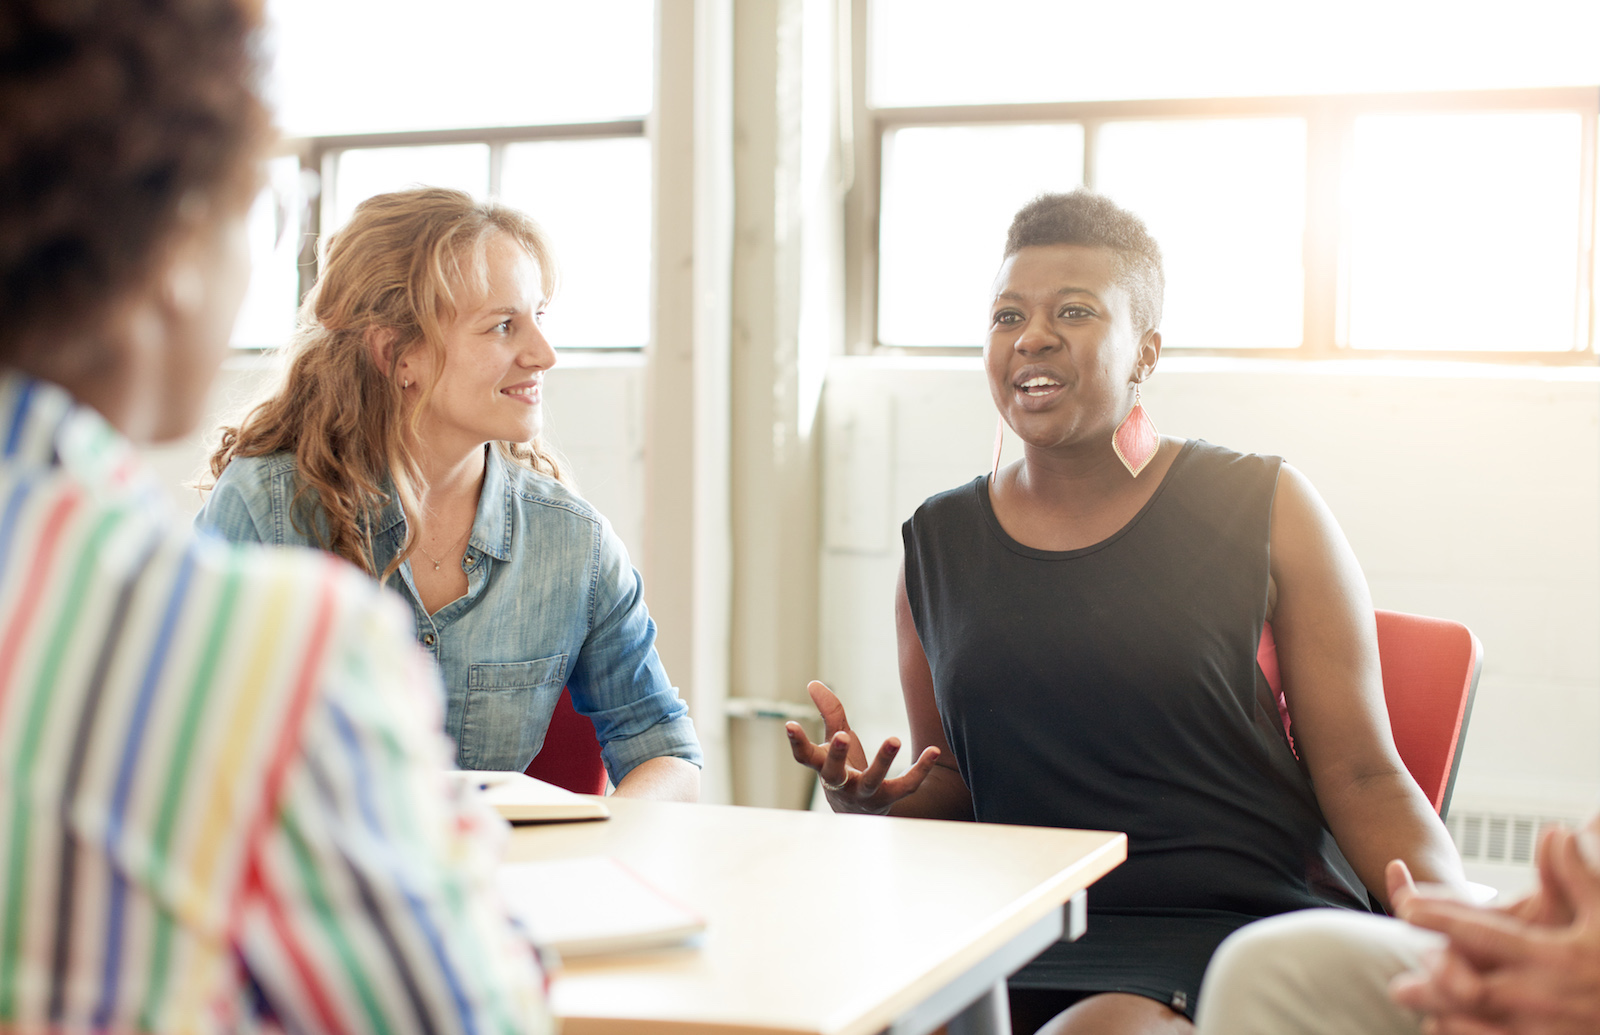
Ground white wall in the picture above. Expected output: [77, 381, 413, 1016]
[819, 355, 1600, 892]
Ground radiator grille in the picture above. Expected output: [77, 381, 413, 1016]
[1445, 811, 1574, 865]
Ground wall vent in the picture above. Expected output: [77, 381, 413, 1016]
[1445, 811, 1575, 865]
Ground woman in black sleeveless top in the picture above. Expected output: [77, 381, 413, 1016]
[786, 191, 1466, 1035]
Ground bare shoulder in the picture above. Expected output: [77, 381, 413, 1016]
[1267, 460, 1372, 626]
[1269, 462, 1345, 552]
[1271, 461, 1322, 510]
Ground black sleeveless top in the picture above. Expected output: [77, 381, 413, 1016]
[903, 440, 1369, 1011]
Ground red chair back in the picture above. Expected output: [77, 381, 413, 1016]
[523, 687, 608, 795]
[1256, 610, 1481, 819]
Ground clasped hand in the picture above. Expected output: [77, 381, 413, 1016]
[1387, 820, 1600, 1034]
[784, 681, 940, 815]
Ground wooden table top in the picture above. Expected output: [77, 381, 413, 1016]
[503, 799, 1126, 1035]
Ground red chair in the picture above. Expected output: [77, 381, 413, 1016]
[523, 687, 608, 795]
[1257, 610, 1482, 819]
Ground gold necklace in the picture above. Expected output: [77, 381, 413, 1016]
[416, 524, 473, 572]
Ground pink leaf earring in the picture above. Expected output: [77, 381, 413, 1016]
[1112, 383, 1159, 478]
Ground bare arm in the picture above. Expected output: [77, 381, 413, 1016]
[889, 562, 973, 821]
[1270, 463, 1465, 907]
[612, 755, 700, 801]
[1390, 821, 1600, 1032]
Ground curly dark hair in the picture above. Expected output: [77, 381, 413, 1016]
[0, 0, 270, 360]
[1005, 189, 1165, 336]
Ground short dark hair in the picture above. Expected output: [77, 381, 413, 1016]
[1004, 190, 1165, 336]
[0, 0, 270, 359]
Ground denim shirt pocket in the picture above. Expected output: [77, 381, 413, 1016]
[458, 654, 568, 772]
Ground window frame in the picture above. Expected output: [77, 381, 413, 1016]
[844, 1, 1599, 364]
[274, 118, 649, 351]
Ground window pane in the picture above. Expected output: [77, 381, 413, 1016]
[266, 0, 652, 136]
[498, 138, 651, 349]
[870, 0, 1600, 107]
[326, 144, 490, 231]
[1095, 118, 1306, 348]
[878, 125, 1084, 346]
[1347, 113, 1582, 352]
[232, 156, 305, 349]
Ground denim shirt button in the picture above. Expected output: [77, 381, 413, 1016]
[464, 554, 475, 568]
[422, 632, 436, 647]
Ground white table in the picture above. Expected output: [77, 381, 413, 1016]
[503, 799, 1126, 1035]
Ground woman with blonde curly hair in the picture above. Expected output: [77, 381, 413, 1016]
[200, 187, 701, 799]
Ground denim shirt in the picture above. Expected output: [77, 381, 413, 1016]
[196, 446, 702, 781]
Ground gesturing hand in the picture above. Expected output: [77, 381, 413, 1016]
[784, 680, 940, 816]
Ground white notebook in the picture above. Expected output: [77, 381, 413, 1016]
[456, 770, 610, 823]
[497, 856, 707, 958]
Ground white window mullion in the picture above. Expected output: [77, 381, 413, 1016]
[488, 141, 505, 198]
[1575, 105, 1597, 353]
[1303, 101, 1345, 357]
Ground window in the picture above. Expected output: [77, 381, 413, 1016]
[233, 155, 306, 349]
[1345, 112, 1584, 352]
[326, 145, 491, 230]
[235, 0, 653, 349]
[852, 0, 1600, 362]
[1094, 119, 1305, 350]
[499, 138, 652, 349]
[878, 124, 1083, 347]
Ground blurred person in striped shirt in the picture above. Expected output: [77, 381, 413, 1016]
[0, 2, 554, 1033]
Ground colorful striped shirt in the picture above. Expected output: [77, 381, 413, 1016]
[0, 373, 552, 1035]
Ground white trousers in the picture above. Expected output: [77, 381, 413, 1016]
[1194, 909, 1445, 1035]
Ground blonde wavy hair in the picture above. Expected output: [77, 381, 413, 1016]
[209, 186, 568, 583]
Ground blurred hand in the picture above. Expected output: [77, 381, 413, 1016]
[1388, 858, 1475, 920]
[784, 681, 940, 816]
[1499, 825, 1585, 929]
[1389, 826, 1600, 1034]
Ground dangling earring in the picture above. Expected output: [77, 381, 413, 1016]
[1113, 383, 1159, 477]
[990, 416, 1005, 484]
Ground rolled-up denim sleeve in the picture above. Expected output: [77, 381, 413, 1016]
[566, 518, 702, 784]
